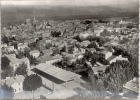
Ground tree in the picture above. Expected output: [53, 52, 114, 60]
[17, 50, 24, 59]
[23, 74, 42, 91]
[52, 47, 60, 56]
[2, 36, 9, 44]
[73, 35, 82, 42]
[60, 46, 66, 52]
[51, 31, 61, 37]
[14, 63, 27, 76]
[1, 56, 10, 70]
[87, 41, 99, 49]
[4, 65, 14, 78]
[45, 43, 52, 49]
[11, 42, 18, 49]
[1, 83, 14, 99]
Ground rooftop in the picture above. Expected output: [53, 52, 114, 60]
[5, 75, 25, 86]
[123, 78, 139, 93]
[4, 54, 29, 64]
[107, 55, 117, 62]
[41, 54, 62, 62]
[34, 63, 81, 82]
[91, 66, 109, 73]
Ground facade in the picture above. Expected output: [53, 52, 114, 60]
[100, 50, 113, 59]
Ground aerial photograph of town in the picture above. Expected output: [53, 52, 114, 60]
[0, 0, 139, 99]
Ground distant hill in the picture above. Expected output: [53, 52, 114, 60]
[1, 5, 139, 27]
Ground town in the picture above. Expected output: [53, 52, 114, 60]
[1, 3, 139, 97]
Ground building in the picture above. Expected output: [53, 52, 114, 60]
[29, 50, 40, 58]
[4, 54, 30, 71]
[88, 66, 109, 79]
[107, 55, 128, 64]
[39, 54, 62, 65]
[123, 77, 139, 95]
[18, 44, 28, 51]
[100, 50, 113, 60]
[3, 75, 25, 93]
[1, 43, 7, 48]
[5, 46, 15, 52]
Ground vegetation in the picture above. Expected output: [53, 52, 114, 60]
[14, 62, 28, 76]
[23, 74, 42, 91]
[1, 57, 14, 78]
[87, 41, 99, 49]
[2, 36, 9, 44]
[11, 42, 18, 49]
[27, 54, 38, 65]
[45, 43, 52, 49]
[51, 31, 61, 37]
[51, 47, 60, 56]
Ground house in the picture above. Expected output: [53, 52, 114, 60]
[1, 43, 7, 48]
[100, 50, 113, 60]
[88, 66, 109, 78]
[39, 54, 62, 65]
[3, 75, 25, 93]
[5, 46, 15, 52]
[123, 77, 139, 94]
[107, 55, 128, 64]
[119, 20, 132, 24]
[93, 29, 103, 36]
[29, 50, 40, 58]
[18, 44, 28, 51]
[4, 54, 30, 71]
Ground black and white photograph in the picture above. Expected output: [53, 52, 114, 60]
[0, 0, 139, 99]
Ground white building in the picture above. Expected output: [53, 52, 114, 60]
[1, 43, 7, 48]
[5, 46, 15, 52]
[4, 75, 25, 93]
[107, 55, 128, 64]
[4, 54, 30, 71]
[29, 50, 40, 58]
[100, 50, 113, 60]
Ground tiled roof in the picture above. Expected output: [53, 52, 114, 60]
[41, 54, 62, 62]
[4, 54, 29, 64]
[5, 75, 25, 86]
[91, 66, 108, 73]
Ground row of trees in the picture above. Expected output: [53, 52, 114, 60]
[51, 31, 61, 37]
[74, 35, 110, 47]
[88, 56, 138, 94]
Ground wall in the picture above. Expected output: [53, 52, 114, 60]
[11, 82, 23, 93]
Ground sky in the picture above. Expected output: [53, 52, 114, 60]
[1, 0, 138, 6]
